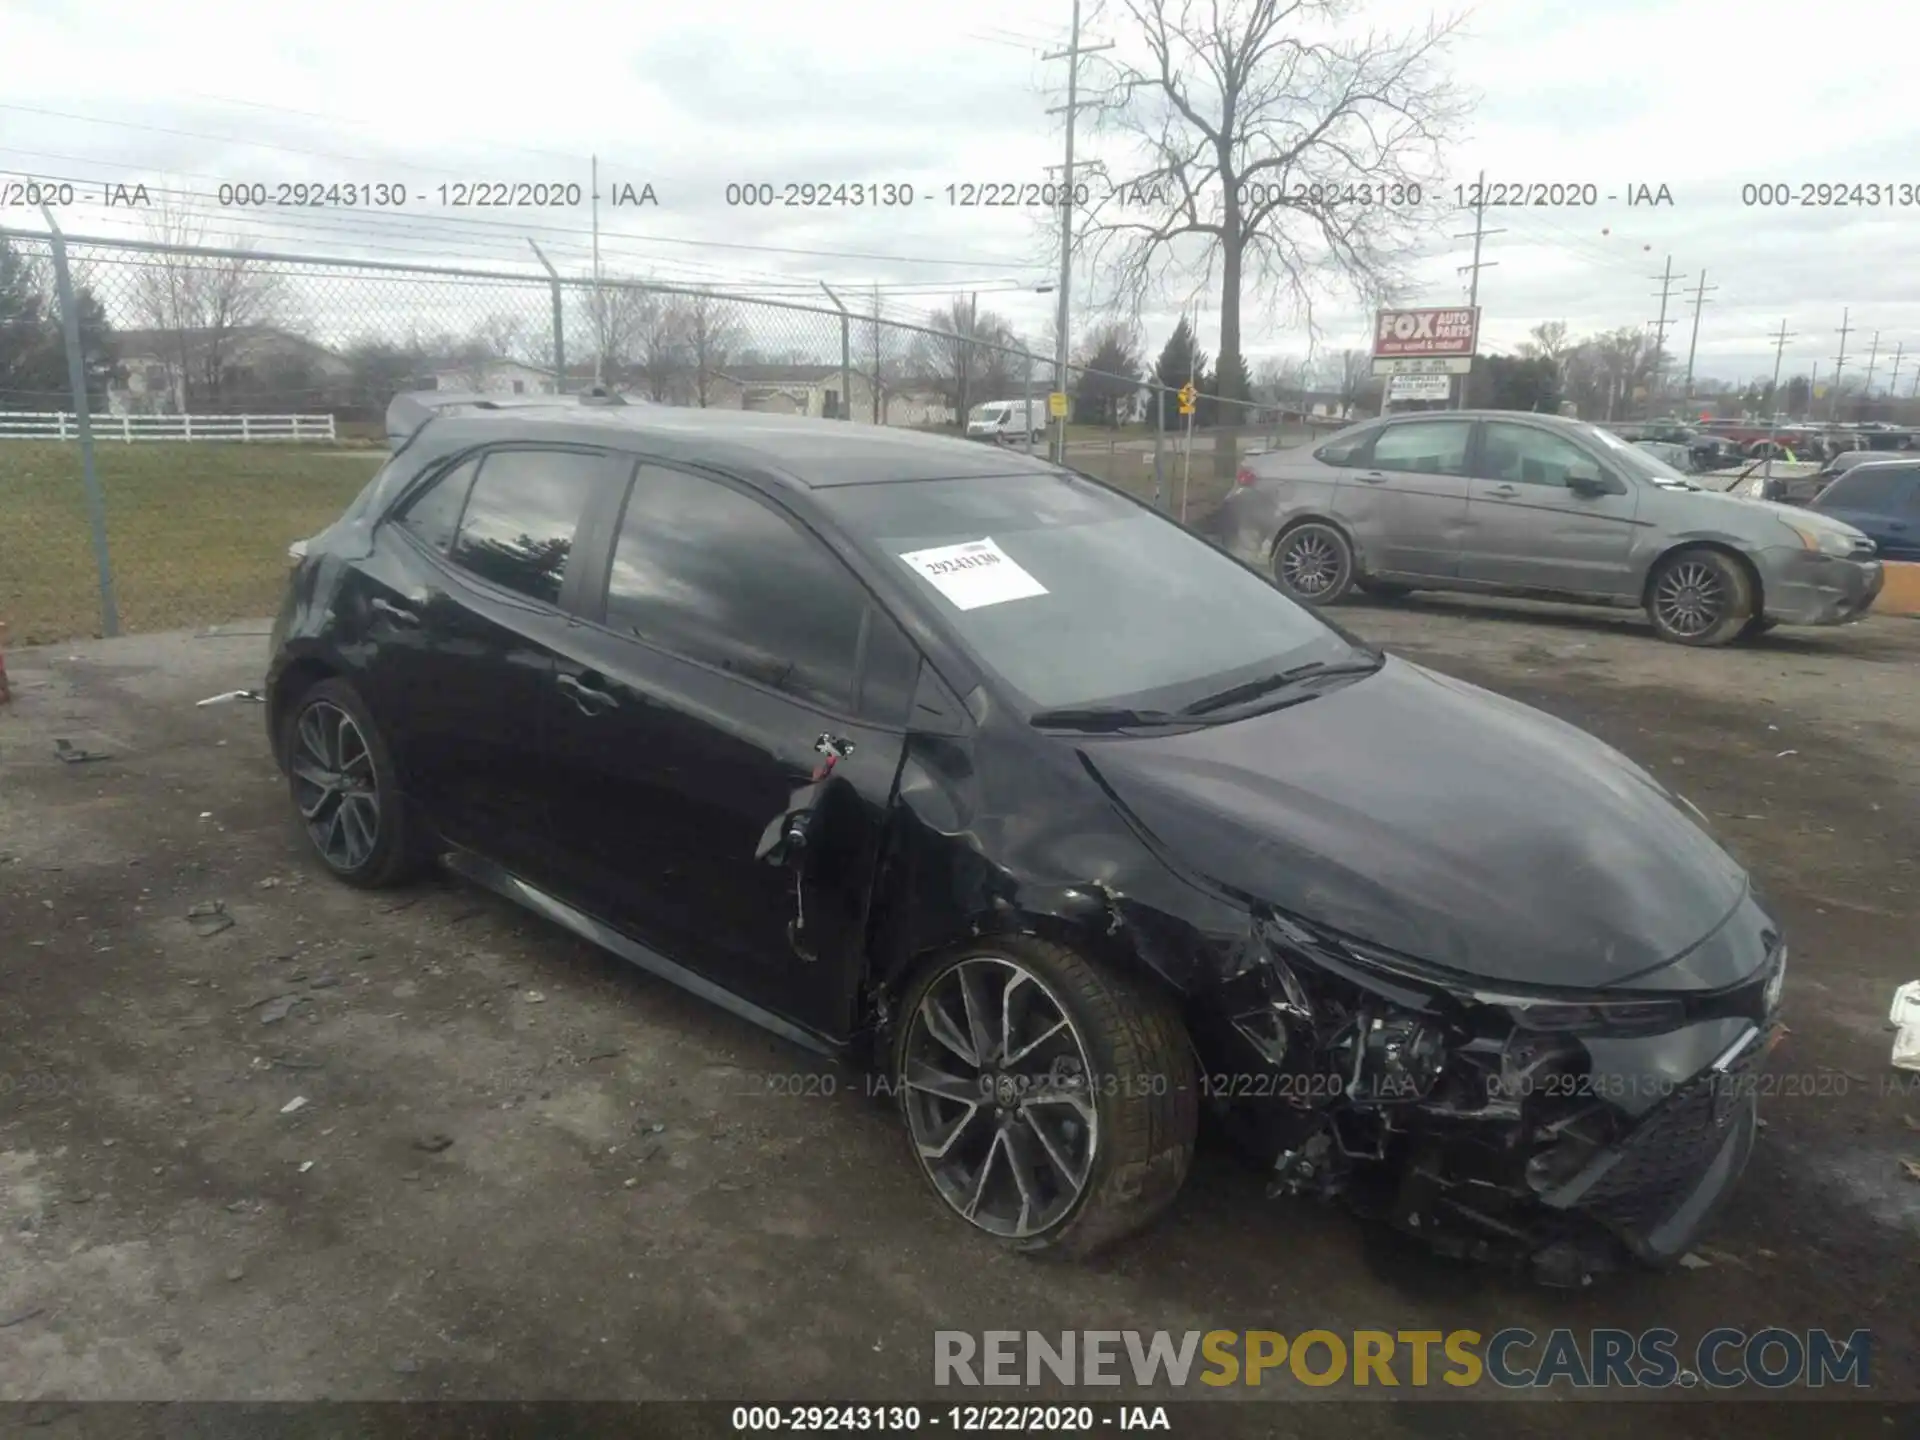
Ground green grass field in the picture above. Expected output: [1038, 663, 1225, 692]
[0, 442, 382, 644]
[0, 438, 1235, 647]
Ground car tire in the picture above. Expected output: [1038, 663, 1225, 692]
[1272, 521, 1356, 604]
[1739, 615, 1778, 640]
[1645, 548, 1755, 647]
[892, 935, 1197, 1259]
[1356, 579, 1413, 600]
[280, 676, 425, 889]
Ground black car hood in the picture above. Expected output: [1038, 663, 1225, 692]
[1079, 657, 1752, 989]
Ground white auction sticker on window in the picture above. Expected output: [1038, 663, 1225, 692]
[898, 537, 1049, 611]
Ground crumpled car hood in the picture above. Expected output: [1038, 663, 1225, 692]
[1080, 656, 1751, 990]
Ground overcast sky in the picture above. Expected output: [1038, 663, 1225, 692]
[3, 0, 1913, 388]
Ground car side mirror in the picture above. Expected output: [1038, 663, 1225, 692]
[1567, 468, 1612, 496]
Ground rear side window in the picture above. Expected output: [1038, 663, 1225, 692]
[602, 463, 869, 711]
[449, 449, 605, 605]
[1818, 466, 1912, 511]
[1371, 420, 1472, 475]
[393, 456, 479, 555]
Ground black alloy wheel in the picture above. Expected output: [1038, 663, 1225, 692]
[1272, 522, 1356, 604]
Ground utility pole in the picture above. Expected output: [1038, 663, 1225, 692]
[1762, 319, 1794, 484]
[1681, 268, 1716, 401]
[1862, 331, 1881, 397]
[1043, 3, 1113, 463]
[1449, 170, 1503, 410]
[591, 154, 604, 387]
[956, 291, 978, 433]
[1646, 255, 1680, 417]
[1887, 341, 1905, 403]
[1830, 307, 1852, 419]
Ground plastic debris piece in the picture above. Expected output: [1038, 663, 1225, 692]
[53, 738, 111, 764]
[1891, 982, 1920, 1072]
[196, 689, 266, 706]
[280, 1096, 309, 1115]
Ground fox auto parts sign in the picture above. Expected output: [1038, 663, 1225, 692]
[1374, 307, 1479, 359]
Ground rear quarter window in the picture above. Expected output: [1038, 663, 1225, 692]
[1313, 426, 1377, 464]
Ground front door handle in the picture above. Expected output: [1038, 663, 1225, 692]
[370, 596, 419, 626]
[1356, 471, 1388, 483]
[556, 672, 619, 715]
[1490, 483, 1519, 497]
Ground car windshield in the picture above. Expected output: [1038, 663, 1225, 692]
[817, 471, 1364, 715]
[971, 404, 1008, 422]
[1590, 424, 1696, 486]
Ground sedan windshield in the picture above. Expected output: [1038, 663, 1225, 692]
[1590, 425, 1697, 486]
[818, 471, 1366, 715]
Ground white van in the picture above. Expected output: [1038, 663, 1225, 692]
[965, 399, 1046, 443]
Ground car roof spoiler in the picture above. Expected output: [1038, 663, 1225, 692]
[385, 386, 631, 450]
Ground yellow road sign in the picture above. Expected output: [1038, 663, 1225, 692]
[1048, 390, 1068, 418]
[1178, 382, 1196, 415]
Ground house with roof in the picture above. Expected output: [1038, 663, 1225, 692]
[106, 326, 351, 415]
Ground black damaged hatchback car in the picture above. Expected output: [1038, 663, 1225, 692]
[267, 390, 1786, 1284]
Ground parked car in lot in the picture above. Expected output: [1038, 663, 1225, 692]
[1203, 410, 1883, 645]
[266, 389, 1789, 1285]
[1745, 449, 1892, 507]
[1805, 458, 1920, 561]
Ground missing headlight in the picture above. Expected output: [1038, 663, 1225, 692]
[1340, 1011, 1449, 1103]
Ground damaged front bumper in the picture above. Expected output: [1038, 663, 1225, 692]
[1194, 913, 1786, 1287]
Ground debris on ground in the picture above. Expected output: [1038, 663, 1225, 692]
[1677, 1252, 1712, 1270]
[297, 1161, 314, 1174]
[187, 900, 226, 918]
[308, 974, 340, 990]
[257, 877, 282, 889]
[524, 991, 546, 1004]
[225, 1265, 245, 1283]
[188, 900, 234, 937]
[195, 689, 266, 706]
[280, 1096, 309, 1115]
[414, 1133, 454, 1153]
[1901, 1160, 1920, 1183]
[53, 738, 112, 764]
[257, 996, 299, 1025]
[0, 1307, 47, 1329]
[1891, 983, 1920, 1071]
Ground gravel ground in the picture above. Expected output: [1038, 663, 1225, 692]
[0, 600, 1915, 1437]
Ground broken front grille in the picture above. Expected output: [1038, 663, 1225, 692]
[1580, 1036, 1765, 1233]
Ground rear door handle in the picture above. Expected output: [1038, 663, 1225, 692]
[1356, 471, 1387, 483]
[1490, 483, 1519, 497]
[370, 597, 419, 626]
[556, 672, 619, 714]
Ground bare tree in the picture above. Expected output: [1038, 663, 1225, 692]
[677, 291, 746, 408]
[858, 285, 908, 423]
[1311, 348, 1377, 416]
[133, 199, 285, 411]
[911, 297, 1022, 426]
[1252, 353, 1312, 407]
[1079, 0, 1468, 466]
[1516, 319, 1570, 364]
[1558, 327, 1660, 421]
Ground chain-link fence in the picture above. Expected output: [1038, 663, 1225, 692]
[0, 226, 1342, 644]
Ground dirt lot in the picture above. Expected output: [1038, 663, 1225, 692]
[1, 596, 1916, 1435]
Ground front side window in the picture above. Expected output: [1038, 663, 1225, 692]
[817, 471, 1361, 714]
[1370, 420, 1471, 475]
[448, 449, 604, 604]
[1480, 422, 1603, 487]
[602, 464, 869, 711]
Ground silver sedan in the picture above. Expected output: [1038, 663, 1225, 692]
[1199, 410, 1885, 646]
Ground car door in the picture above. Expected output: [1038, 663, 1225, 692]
[538, 459, 916, 1040]
[1813, 464, 1920, 560]
[1336, 417, 1475, 578]
[355, 443, 618, 880]
[1458, 420, 1641, 596]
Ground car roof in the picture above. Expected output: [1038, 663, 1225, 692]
[407, 396, 1059, 489]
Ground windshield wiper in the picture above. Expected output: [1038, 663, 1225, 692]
[1178, 654, 1384, 717]
[1027, 706, 1186, 732]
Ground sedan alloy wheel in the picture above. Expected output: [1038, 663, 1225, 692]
[291, 699, 382, 872]
[900, 954, 1098, 1239]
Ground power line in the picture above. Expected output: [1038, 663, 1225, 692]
[1041, 0, 1112, 461]
[1449, 169, 1504, 409]
[1681, 268, 1717, 400]
[1646, 254, 1680, 413]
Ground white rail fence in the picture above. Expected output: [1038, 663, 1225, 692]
[0, 412, 338, 442]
